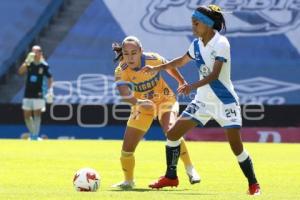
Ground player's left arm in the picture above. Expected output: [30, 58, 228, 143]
[45, 66, 54, 95]
[48, 77, 54, 90]
[165, 66, 186, 86]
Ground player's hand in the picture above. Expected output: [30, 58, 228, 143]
[137, 99, 154, 110]
[177, 83, 192, 96]
[178, 80, 188, 89]
[25, 52, 35, 65]
[45, 88, 54, 104]
[140, 65, 161, 74]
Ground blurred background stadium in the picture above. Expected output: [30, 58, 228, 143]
[0, 0, 299, 142]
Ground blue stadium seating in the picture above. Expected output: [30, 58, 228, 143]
[0, 0, 63, 78]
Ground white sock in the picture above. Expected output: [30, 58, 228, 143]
[33, 115, 41, 136]
[237, 150, 249, 163]
[166, 139, 181, 147]
[25, 117, 34, 134]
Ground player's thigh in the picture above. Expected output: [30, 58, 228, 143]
[167, 114, 198, 141]
[127, 105, 154, 133]
[158, 101, 179, 133]
[159, 111, 177, 134]
[23, 110, 32, 119]
[33, 109, 42, 117]
[122, 126, 145, 152]
[123, 108, 153, 152]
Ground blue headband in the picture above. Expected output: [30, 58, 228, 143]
[192, 10, 214, 28]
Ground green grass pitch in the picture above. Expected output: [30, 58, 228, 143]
[0, 139, 299, 200]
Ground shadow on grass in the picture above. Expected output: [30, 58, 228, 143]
[108, 188, 217, 195]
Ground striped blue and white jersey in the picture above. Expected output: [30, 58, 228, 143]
[188, 31, 239, 105]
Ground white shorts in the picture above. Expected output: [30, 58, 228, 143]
[22, 98, 46, 111]
[182, 99, 242, 128]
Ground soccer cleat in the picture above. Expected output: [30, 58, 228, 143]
[186, 166, 201, 184]
[248, 183, 261, 195]
[112, 181, 135, 190]
[149, 176, 179, 189]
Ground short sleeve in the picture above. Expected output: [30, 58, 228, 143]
[114, 64, 130, 87]
[114, 66, 123, 81]
[215, 39, 230, 63]
[187, 40, 196, 59]
[154, 53, 168, 64]
[44, 65, 52, 78]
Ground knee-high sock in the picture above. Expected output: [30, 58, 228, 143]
[25, 117, 34, 134]
[33, 115, 41, 136]
[165, 140, 180, 179]
[237, 150, 258, 185]
[179, 138, 193, 168]
[120, 151, 135, 181]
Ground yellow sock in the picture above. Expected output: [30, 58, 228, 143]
[120, 151, 135, 181]
[179, 138, 193, 168]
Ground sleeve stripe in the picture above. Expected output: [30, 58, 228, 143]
[186, 51, 195, 60]
[115, 81, 132, 87]
[215, 56, 227, 62]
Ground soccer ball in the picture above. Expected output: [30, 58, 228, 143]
[73, 168, 100, 192]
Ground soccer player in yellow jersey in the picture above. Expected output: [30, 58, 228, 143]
[112, 36, 200, 189]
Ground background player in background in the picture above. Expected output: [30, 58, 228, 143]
[112, 36, 200, 189]
[142, 5, 260, 195]
[18, 45, 53, 140]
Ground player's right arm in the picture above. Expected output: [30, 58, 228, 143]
[141, 53, 192, 73]
[115, 66, 153, 109]
[18, 52, 35, 75]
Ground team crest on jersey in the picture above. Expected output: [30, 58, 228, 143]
[141, 0, 300, 37]
[200, 64, 211, 77]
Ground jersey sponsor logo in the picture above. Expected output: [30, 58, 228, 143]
[199, 64, 211, 77]
[141, 0, 300, 37]
[133, 73, 160, 92]
[163, 87, 169, 95]
[234, 77, 300, 104]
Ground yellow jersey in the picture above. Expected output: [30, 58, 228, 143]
[114, 52, 175, 103]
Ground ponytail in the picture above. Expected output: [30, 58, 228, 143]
[112, 42, 122, 62]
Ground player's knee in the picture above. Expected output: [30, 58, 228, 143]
[166, 129, 181, 141]
[162, 125, 171, 135]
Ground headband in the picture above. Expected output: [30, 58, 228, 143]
[192, 10, 214, 28]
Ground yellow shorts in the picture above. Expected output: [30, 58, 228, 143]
[127, 99, 179, 132]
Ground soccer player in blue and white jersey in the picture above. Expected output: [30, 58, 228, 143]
[18, 45, 53, 140]
[142, 5, 260, 195]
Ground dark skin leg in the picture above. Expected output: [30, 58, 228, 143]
[225, 128, 244, 156]
[166, 115, 199, 141]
